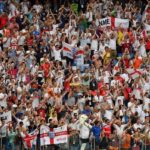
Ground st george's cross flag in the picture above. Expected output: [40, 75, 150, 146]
[40, 125, 50, 146]
[111, 17, 129, 29]
[22, 129, 39, 149]
[126, 69, 143, 79]
[40, 125, 68, 146]
[53, 125, 68, 144]
[113, 62, 120, 75]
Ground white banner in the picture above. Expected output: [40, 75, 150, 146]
[74, 50, 84, 66]
[112, 17, 129, 29]
[62, 42, 73, 59]
[0, 111, 12, 124]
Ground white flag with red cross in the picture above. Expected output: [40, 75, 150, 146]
[40, 125, 68, 145]
[113, 62, 120, 75]
[111, 17, 129, 29]
[40, 125, 50, 146]
[126, 69, 143, 79]
[22, 129, 39, 149]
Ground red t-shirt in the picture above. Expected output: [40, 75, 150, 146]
[123, 87, 132, 100]
[146, 39, 150, 50]
[7, 68, 18, 78]
[26, 38, 33, 46]
[41, 63, 50, 77]
[121, 42, 131, 53]
[98, 82, 106, 96]
[8, 95, 17, 104]
[103, 124, 111, 138]
[122, 58, 130, 68]
[64, 80, 70, 91]
[0, 15, 8, 29]
[38, 108, 46, 118]
[116, 76, 124, 84]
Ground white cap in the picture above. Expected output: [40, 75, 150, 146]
[17, 87, 22, 93]
[26, 51, 30, 54]
[40, 58, 44, 62]
[138, 56, 142, 60]
[44, 93, 49, 98]
[72, 66, 77, 70]
[16, 51, 21, 54]
[105, 44, 109, 48]
[21, 29, 27, 34]
[12, 104, 17, 108]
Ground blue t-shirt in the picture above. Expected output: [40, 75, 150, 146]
[33, 30, 40, 36]
[0, 2, 5, 13]
[91, 125, 101, 139]
[82, 109, 91, 115]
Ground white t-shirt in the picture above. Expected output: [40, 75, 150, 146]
[91, 39, 98, 51]
[139, 44, 147, 57]
[79, 124, 91, 139]
[69, 122, 78, 130]
[132, 89, 142, 100]
[104, 110, 113, 120]
[111, 79, 119, 87]
[3, 37, 11, 48]
[0, 94, 7, 108]
[113, 124, 127, 137]
[99, 42, 105, 53]
[18, 35, 26, 46]
[32, 97, 39, 108]
[143, 97, 150, 110]
[0, 124, 7, 137]
[17, 116, 30, 128]
[128, 102, 136, 113]
[78, 98, 86, 111]
[21, 2, 29, 14]
[86, 11, 93, 22]
[53, 48, 62, 61]
[133, 40, 140, 51]
[9, 3, 17, 17]
[109, 38, 116, 50]
[133, 123, 144, 130]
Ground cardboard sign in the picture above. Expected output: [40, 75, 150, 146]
[99, 18, 111, 27]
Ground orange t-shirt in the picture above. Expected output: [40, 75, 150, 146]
[133, 57, 142, 69]
[122, 134, 131, 149]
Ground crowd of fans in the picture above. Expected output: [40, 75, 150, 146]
[0, 0, 149, 150]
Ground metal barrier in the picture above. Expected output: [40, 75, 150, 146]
[88, 136, 150, 150]
[0, 134, 149, 150]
